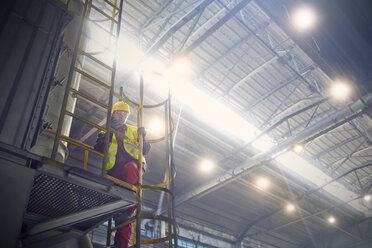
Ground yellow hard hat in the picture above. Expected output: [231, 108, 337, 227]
[112, 101, 130, 114]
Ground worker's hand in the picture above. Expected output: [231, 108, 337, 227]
[94, 132, 106, 151]
[110, 117, 121, 129]
[137, 127, 146, 138]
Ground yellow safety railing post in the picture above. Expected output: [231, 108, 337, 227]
[102, 0, 124, 176]
[83, 150, 88, 169]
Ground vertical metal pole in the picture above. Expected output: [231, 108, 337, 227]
[51, 0, 90, 160]
[135, 71, 144, 247]
[168, 90, 178, 247]
[83, 150, 88, 169]
[106, 218, 112, 246]
[165, 100, 172, 247]
[102, 0, 125, 174]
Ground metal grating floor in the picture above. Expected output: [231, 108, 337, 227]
[27, 173, 119, 218]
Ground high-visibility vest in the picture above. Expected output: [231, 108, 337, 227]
[105, 124, 147, 170]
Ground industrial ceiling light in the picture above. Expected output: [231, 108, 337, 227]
[200, 159, 214, 173]
[330, 82, 351, 101]
[168, 57, 192, 81]
[364, 195, 371, 201]
[292, 6, 317, 31]
[256, 177, 270, 189]
[293, 144, 304, 153]
[328, 216, 336, 224]
[286, 203, 296, 212]
[149, 117, 164, 135]
[252, 135, 275, 152]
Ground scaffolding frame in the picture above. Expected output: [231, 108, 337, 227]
[47, 0, 178, 246]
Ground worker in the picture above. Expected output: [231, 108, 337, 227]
[94, 101, 151, 248]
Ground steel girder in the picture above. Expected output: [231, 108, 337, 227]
[174, 93, 372, 207]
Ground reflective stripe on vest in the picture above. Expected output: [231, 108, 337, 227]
[104, 125, 147, 170]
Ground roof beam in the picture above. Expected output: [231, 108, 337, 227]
[174, 93, 372, 207]
[200, 33, 252, 76]
[145, 0, 184, 46]
[179, 0, 253, 56]
[176, 2, 207, 53]
[239, 160, 372, 243]
[145, 0, 214, 57]
[218, 97, 328, 164]
[140, 0, 173, 30]
[217, 0, 318, 95]
[244, 65, 315, 112]
[224, 56, 277, 96]
[315, 135, 361, 160]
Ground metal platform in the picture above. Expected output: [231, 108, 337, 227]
[27, 173, 120, 218]
[0, 141, 136, 247]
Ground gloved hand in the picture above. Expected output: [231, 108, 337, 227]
[110, 117, 120, 129]
[137, 127, 146, 138]
[94, 132, 106, 151]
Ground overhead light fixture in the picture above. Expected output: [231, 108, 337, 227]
[364, 195, 371, 201]
[167, 57, 192, 82]
[149, 117, 164, 135]
[292, 6, 317, 31]
[293, 144, 304, 153]
[252, 135, 275, 152]
[286, 203, 296, 212]
[328, 216, 336, 224]
[330, 82, 351, 101]
[256, 177, 270, 189]
[200, 159, 214, 173]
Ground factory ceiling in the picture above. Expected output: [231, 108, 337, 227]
[64, 0, 372, 247]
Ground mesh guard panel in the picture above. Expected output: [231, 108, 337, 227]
[27, 173, 119, 218]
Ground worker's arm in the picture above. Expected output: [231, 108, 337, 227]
[143, 139, 151, 155]
[93, 132, 105, 152]
[94, 119, 120, 152]
[138, 127, 151, 155]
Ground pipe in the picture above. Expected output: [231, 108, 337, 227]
[152, 104, 183, 236]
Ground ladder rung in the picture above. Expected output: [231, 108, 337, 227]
[74, 67, 111, 89]
[45, 128, 104, 157]
[104, 174, 138, 192]
[81, 29, 115, 50]
[79, 49, 113, 71]
[86, 19, 117, 38]
[91, 4, 118, 24]
[70, 88, 109, 110]
[65, 110, 106, 132]
[103, 0, 120, 10]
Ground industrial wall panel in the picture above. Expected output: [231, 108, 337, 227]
[0, 0, 71, 149]
[0, 157, 37, 248]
